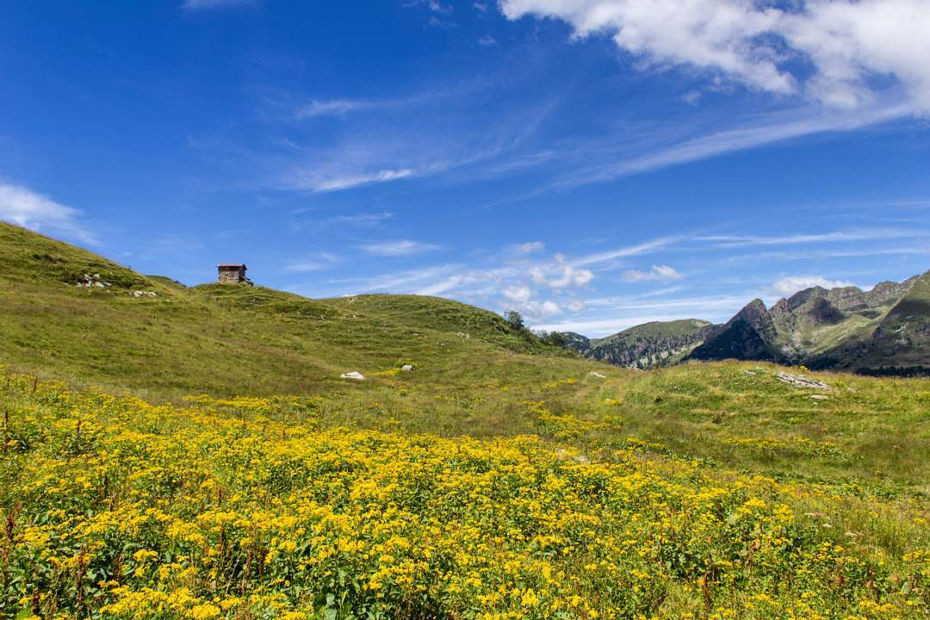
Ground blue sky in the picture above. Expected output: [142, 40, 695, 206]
[1, 0, 929, 336]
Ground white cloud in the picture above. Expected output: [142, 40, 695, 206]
[517, 241, 544, 253]
[567, 299, 586, 312]
[540, 300, 561, 315]
[503, 284, 533, 303]
[360, 239, 442, 257]
[326, 211, 394, 226]
[500, 0, 930, 113]
[769, 275, 859, 297]
[572, 236, 674, 266]
[505, 297, 563, 320]
[556, 104, 909, 189]
[530, 256, 594, 289]
[285, 252, 339, 273]
[697, 229, 918, 247]
[359, 264, 461, 291]
[0, 182, 95, 244]
[623, 264, 683, 282]
[292, 168, 414, 193]
[295, 99, 372, 119]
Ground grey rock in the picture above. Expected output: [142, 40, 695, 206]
[776, 372, 831, 391]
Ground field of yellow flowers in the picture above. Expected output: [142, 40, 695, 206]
[2, 369, 929, 619]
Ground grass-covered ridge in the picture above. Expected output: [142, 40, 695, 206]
[0, 222, 570, 396]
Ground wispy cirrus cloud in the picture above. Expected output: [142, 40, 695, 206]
[326, 211, 394, 226]
[697, 228, 922, 248]
[0, 182, 96, 244]
[285, 252, 340, 273]
[289, 169, 414, 193]
[572, 236, 676, 267]
[360, 239, 442, 257]
[516, 241, 544, 254]
[296, 99, 374, 119]
[549, 103, 910, 190]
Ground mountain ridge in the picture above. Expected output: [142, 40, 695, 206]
[564, 271, 930, 375]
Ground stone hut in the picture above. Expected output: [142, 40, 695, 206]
[217, 263, 252, 285]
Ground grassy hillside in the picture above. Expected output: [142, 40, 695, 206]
[3, 222, 930, 617]
[0, 222, 575, 396]
[3, 364, 930, 618]
[593, 319, 711, 346]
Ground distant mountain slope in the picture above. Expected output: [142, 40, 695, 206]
[564, 319, 713, 369]
[860, 271, 930, 374]
[0, 222, 577, 395]
[564, 270, 930, 375]
[687, 271, 929, 374]
[689, 300, 781, 362]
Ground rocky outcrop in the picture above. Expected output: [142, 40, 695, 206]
[689, 300, 781, 362]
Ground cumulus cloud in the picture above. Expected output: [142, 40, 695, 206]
[503, 284, 533, 303]
[506, 298, 563, 320]
[500, 0, 930, 113]
[530, 255, 594, 289]
[360, 239, 442, 257]
[623, 264, 683, 282]
[0, 182, 95, 244]
[769, 275, 858, 297]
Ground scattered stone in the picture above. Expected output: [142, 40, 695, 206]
[810, 394, 830, 401]
[777, 371, 831, 391]
[75, 273, 111, 288]
[131, 291, 158, 298]
[573, 454, 591, 465]
[587, 371, 607, 379]
[743, 370, 757, 376]
[400, 364, 414, 372]
[340, 371, 366, 381]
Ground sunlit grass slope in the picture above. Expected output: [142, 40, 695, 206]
[2, 370, 929, 618]
[0, 222, 575, 396]
[3, 222, 930, 617]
